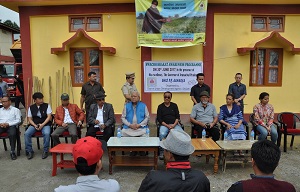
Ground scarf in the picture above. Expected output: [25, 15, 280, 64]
[220, 103, 241, 118]
[166, 161, 191, 170]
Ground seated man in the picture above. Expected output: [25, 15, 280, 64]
[51, 93, 84, 146]
[138, 129, 210, 192]
[157, 91, 183, 159]
[190, 91, 220, 141]
[227, 140, 296, 192]
[86, 92, 115, 142]
[54, 136, 120, 192]
[25, 92, 52, 160]
[121, 91, 149, 137]
[0, 96, 21, 160]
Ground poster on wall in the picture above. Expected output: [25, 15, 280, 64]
[144, 61, 203, 92]
[135, 0, 207, 48]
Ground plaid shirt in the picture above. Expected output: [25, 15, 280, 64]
[55, 103, 85, 126]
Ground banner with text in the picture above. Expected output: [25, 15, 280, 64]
[135, 0, 207, 48]
[144, 61, 203, 92]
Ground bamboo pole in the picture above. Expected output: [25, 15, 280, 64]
[49, 76, 52, 106]
[69, 74, 74, 104]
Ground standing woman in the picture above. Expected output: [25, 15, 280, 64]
[253, 92, 278, 143]
[219, 93, 247, 141]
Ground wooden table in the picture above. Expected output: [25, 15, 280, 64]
[49, 143, 75, 176]
[191, 138, 221, 173]
[107, 137, 159, 175]
[216, 140, 256, 172]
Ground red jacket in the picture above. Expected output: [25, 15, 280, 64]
[55, 103, 85, 126]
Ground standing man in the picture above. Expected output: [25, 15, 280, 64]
[139, 129, 210, 192]
[0, 74, 9, 96]
[190, 73, 210, 105]
[24, 92, 52, 160]
[228, 73, 247, 113]
[190, 91, 220, 141]
[121, 72, 138, 103]
[0, 96, 21, 160]
[54, 137, 120, 192]
[51, 93, 85, 146]
[228, 140, 296, 192]
[86, 92, 115, 142]
[14, 75, 25, 109]
[80, 71, 105, 128]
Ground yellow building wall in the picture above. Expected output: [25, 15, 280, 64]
[30, 13, 140, 113]
[214, 14, 300, 114]
[151, 45, 203, 114]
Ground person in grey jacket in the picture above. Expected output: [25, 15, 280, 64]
[86, 92, 115, 142]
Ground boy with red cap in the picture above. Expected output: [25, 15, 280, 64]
[54, 137, 120, 192]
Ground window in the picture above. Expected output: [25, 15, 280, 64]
[70, 48, 103, 87]
[252, 16, 284, 32]
[250, 48, 283, 86]
[69, 15, 102, 32]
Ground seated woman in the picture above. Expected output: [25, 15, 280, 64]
[253, 92, 278, 144]
[219, 93, 247, 142]
[157, 91, 183, 159]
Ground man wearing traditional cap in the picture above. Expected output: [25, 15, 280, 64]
[121, 72, 138, 102]
[51, 93, 85, 146]
[139, 129, 210, 192]
[190, 91, 220, 141]
[54, 137, 120, 192]
[86, 92, 115, 142]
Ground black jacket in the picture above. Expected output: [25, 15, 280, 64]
[138, 167, 210, 192]
[87, 103, 115, 127]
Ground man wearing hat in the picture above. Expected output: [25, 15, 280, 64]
[121, 72, 138, 103]
[190, 91, 220, 141]
[138, 130, 210, 192]
[54, 137, 120, 192]
[51, 93, 85, 146]
[86, 92, 115, 142]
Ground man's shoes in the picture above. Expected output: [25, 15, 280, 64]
[129, 151, 137, 156]
[27, 152, 34, 160]
[42, 151, 49, 159]
[10, 152, 17, 160]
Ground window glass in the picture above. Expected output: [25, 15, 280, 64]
[88, 18, 100, 29]
[253, 17, 266, 29]
[74, 51, 84, 66]
[72, 18, 84, 30]
[89, 50, 99, 66]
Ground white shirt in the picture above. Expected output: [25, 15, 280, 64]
[27, 104, 52, 117]
[95, 105, 104, 127]
[54, 175, 120, 192]
[0, 105, 21, 126]
[63, 107, 74, 124]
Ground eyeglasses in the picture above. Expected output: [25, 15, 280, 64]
[164, 96, 171, 99]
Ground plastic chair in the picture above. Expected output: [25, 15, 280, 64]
[277, 112, 300, 152]
[0, 125, 22, 156]
[51, 123, 83, 143]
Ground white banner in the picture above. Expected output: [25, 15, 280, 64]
[144, 61, 203, 92]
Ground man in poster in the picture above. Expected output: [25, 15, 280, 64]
[142, 0, 171, 33]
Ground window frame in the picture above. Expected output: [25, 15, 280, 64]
[250, 48, 283, 87]
[252, 15, 284, 32]
[70, 48, 103, 87]
[69, 15, 102, 32]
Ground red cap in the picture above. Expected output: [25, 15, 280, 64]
[73, 136, 103, 166]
